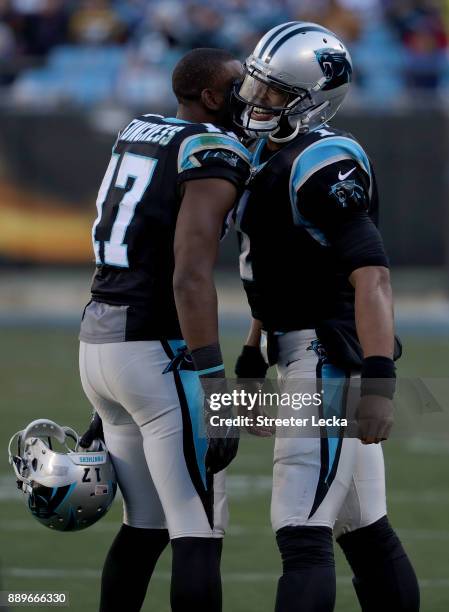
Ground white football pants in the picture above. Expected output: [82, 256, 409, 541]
[79, 339, 227, 539]
[271, 330, 387, 537]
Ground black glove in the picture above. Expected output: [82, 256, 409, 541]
[235, 345, 269, 379]
[235, 345, 274, 437]
[79, 412, 104, 449]
[203, 384, 239, 474]
[191, 343, 240, 474]
[205, 426, 239, 475]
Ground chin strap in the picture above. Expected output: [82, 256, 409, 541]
[269, 121, 302, 144]
[269, 100, 331, 143]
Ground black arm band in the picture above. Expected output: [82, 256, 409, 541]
[190, 342, 225, 378]
[360, 356, 396, 399]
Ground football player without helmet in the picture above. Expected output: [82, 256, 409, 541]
[8, 418, 117, 531]
[232, 21, 352, 142]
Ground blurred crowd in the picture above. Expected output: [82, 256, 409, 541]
[0, 0, 448, 108]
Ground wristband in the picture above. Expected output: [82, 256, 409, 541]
[190, 342, 225, 378]
[191, 343, 228, 419]
[360, 356, 396, 399]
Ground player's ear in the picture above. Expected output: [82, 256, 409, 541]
[200, 88, 222, 112]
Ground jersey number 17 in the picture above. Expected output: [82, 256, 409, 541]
[92, 151, 158, 268]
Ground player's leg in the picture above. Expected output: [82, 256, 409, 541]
[170, 472, 226, 612]
[146, 342, 226, 612]
[273, 439, 358, 612]
[335, 442, 420, 612]
[93, 339, 225, 612]
[272, 331, 358, 612]
[79, 342, 169, 612]
[98, 421, 170, 612]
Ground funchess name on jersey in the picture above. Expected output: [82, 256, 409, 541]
[119, 119, 185, 146]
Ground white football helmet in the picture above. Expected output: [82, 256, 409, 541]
[232, 21, 352, 142]
[8, 419, 117, 531]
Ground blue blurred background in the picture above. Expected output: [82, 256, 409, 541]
[1, 0, 449, 107]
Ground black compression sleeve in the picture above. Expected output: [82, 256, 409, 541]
[328, 213, 389, 274]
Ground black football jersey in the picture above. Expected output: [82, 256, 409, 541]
[235, 125, 389, 334]
[82, 114, 250, 341]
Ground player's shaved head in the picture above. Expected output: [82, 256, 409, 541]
[172, 47, 240, 104]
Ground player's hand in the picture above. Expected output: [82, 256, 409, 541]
[235, 345, 269, 379]
[356, 395, 394, 444]
[205, 401, 240, 474]
[79, 412, 104, 450]
[237, 380, 275, 438]
[189, 342, 240, 473]
[206, 434, 240, 474]
[235, 346, 273, 437]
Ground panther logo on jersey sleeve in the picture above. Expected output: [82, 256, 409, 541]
[329, 179, 366, 208]
[177, 132, 250, 176]
[201, 149, 240, 167]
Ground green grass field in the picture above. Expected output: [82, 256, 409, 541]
[1, 327, 449, 611]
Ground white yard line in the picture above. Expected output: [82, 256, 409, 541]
[3, 568, 449, 588]
[2, 520, 449, 543]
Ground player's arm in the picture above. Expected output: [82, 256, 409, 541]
[175, 131, 250, 352]
[349, 265, 395, 444]
[173, 177, 236, 350]
[245, 318, 263, 347]
[349, 265, 396, 445]
[174, 177, 241, 474]
[295, 159, 395, 444]
[295, 161, 393, 347]
[174, 132, 250, 472]
[350, 266, 394, 359]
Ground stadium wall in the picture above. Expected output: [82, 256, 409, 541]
[0, 108, 447, 266]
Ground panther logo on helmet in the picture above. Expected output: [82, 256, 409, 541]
[315, 49, 352, 91]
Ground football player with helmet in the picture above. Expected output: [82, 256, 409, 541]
[233, 23, 420, 612]
[78, 48, 250, 612]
